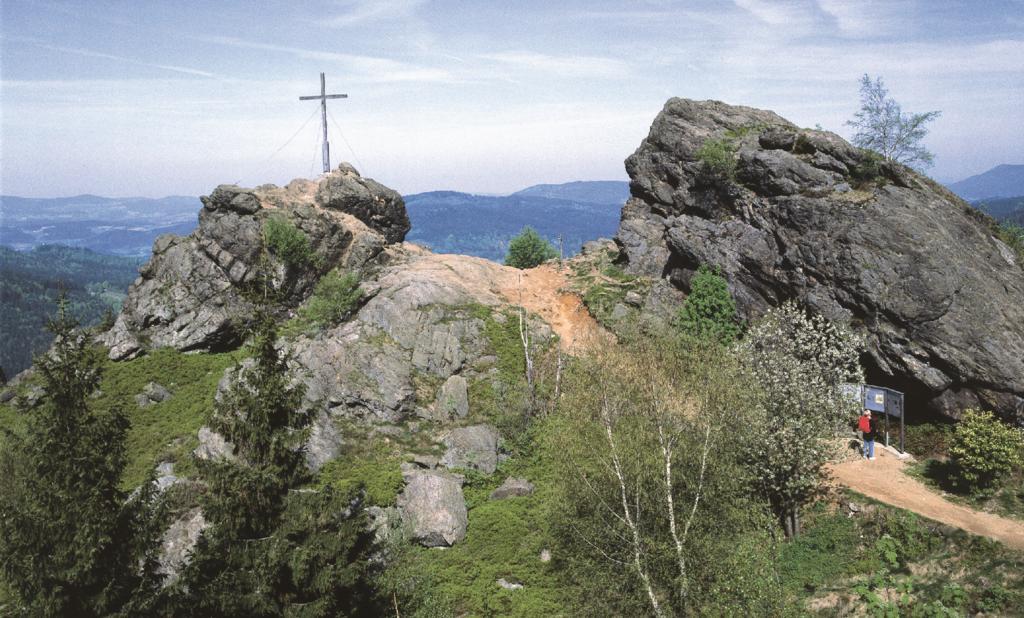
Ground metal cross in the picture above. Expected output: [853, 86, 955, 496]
[299, 72, 348, 173]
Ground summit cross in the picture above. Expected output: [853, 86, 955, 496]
[299, 72, 348, 173]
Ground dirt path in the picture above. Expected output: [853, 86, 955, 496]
[829, 448, 1024, 551]
[406, 251, 610, 352]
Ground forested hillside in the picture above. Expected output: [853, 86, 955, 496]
[0, 245, 141, 377]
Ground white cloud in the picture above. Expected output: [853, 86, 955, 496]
[733, 0, 813, 27]
[479, 51, 630, 79]
[321, 0, 427, 27]
[197, 36, 457, 83]
[12, 38, 216, 78]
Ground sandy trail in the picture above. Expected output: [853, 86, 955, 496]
[829, 448, 1024, 551]
[403, 251, 610, 352]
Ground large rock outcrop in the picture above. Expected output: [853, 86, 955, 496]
[617, 98, 1024, 421]
[101, 165, 403, 359]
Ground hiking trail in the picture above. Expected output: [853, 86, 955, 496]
[829, 448, 1024, 551]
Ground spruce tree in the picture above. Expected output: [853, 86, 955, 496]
[505, 226, 558, 269]
[0, 296, 151, 615]
[677, 265, 741, 344]
[175, 307, 374, 615]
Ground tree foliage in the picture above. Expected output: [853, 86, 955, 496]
[846, 74, 941, 170]
[172, 309, 375, 615]
[549, 334, 784, 616]
[677, 265, 741, 344]
[737, 301, 864, 537]
[0, 297, 156, 615]
[504, 226, 557, 269]
[949, 409, 1024, 493]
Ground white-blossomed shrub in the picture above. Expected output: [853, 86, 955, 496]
[737, 301, 864, 536]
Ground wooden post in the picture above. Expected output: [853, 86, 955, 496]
[299, 73, 348, 174]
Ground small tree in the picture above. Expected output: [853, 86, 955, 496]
[0, 296, 154, 614]
[550, 335, 783, 616]
[846, 74, 941, 170]
[504, 226, 557, 269]
[949, 409, 1024, 493]
[175, 307, 374, 614]
[738, 302, 864, 537]
[678, 265, 741, 344]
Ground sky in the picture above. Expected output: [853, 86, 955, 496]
[1, 0, 1022, 197]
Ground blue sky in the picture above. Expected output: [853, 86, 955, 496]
[2, 0, 1022, 197]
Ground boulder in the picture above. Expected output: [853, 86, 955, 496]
[153, 462, 180, 493]
[135, 381, 172, 407]
[397, 468, 467, 547]
[617, 98, 1024, 421]
[497, 578, 524, 591]
[315, 164, 411, 243]
[193, 426, 235, 461]
[490, 477, 535, 500]
[440, 424, 500, 474]
[435, 374, 470, 420]
[156, 508, 208, 586]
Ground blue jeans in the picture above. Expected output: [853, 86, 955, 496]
[863, 435, 875, 458]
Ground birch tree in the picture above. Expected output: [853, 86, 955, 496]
[550, 336, 782, 615]
[846, 74, 941, 170]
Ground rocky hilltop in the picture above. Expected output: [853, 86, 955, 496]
[98, 165, 603, 551]
[617, 98, 1024, 421]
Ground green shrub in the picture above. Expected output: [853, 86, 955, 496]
[677, 264, 741, 344]
[696, 138, 737, 180]
[949, 409, 1024, 493]
[904, 422, 955, 459]
[504, 226, 557, 269]
[299, 269, 362, 329]
[997, 222, 1024, 261]
[849, 150, 886, 188]
[263, 215, 315, 267]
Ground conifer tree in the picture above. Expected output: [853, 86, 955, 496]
[175, 306, 374, 615]
[0, 296, 152, 615]
[677, 265, 741, 344]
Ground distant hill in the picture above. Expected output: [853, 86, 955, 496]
[0, 194, 199, 256]
[512, 180, 630, 204]
[948, 164, 1024, 201]
[974, 195, 1024, 226]
[405, 181, 627, 262]
[0, 245, 142, 377]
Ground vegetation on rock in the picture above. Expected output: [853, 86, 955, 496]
[263, 214, 317, 268]
[846, 73, 941, 169]
[504, 226, 557, 269]
[695, 137, 737, 180]
[677, 265, 740, 344]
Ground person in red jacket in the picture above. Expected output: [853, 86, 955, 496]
[858, 409, 876, 460]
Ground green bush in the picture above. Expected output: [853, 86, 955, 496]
[949, 409, 1024, 493]
[997, 222, 1024, 261]
[904, 422, 955, 459]
[696, 138, 737, 180]
[263, 215, 315, 267]
[504, 226, 557, 269]
[849, 150, 886, 188]
[677, 264, 741, 344]
[299, 269, 362, 329]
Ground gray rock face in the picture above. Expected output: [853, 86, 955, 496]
[315, 164, 410, 244]
[617, 98, 1024, 421]
[156, 508, 208, 586]
[397, 467, 467, 547]
[440, 424, 500, 474]
[490, 477, 535, 500]
[100, 167, 393, 360]
[194, 426, 235, 461]
[435, 374, 470, 421]
[135, 381, 172, 407]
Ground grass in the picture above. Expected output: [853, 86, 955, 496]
[398, 453, 567, 617]
[784, 490, 1024, 615]
[1, 347, 241, 491]
[316, 439, 405, 507]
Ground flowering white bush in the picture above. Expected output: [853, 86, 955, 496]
[737, 301, 864, 536]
